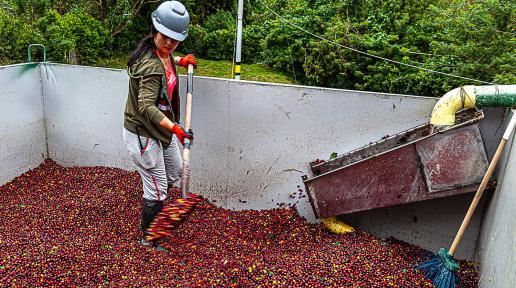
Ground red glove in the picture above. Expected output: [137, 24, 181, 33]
[171, 124, 193, 145]
[178, 54, 196, 69]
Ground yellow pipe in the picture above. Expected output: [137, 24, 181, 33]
[322, 216, 355, 234]
[430, 85, 477, 126]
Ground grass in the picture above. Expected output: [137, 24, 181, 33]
[96, 53, 295, 84]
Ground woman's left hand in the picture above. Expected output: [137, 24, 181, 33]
[171, 124, 193, 145]
[178, 54, 196, 69]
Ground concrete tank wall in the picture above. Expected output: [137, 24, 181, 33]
[478, 110, 516, 288]
[40, 64, 435, 210]
[32, 63, 504, 260]
[0, 64, 47, 185]
[40, 65, 134, 169]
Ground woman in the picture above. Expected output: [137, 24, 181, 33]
[122, 0, 196, 249]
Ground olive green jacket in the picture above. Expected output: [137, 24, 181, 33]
[123, 50, 180, 147]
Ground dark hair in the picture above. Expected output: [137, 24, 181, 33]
[127, 26, 158, 67]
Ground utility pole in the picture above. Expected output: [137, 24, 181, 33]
[234, 0, 244, 80]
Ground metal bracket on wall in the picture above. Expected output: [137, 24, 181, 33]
[28, 44, 47, 63]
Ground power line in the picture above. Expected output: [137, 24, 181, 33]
[255, 0, 495, 85]
[404, 51, 446, 57]
[496, 30, 516, 36]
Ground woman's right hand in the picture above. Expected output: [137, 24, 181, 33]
[171, 124, 193, 145]
[178, 54, 196, 69]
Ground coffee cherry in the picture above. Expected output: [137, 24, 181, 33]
[0, 159, 479, 287]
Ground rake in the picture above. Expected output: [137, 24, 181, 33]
[146, 63, 201, 242]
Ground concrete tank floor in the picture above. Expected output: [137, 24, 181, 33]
[0, 160, 478, 287]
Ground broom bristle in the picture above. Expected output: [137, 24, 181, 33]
[145, 193, 202, 242]
[416, 248, 458, 288]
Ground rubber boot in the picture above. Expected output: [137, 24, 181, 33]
[141, 198, 164, 237]
[140, 198, 168, 251]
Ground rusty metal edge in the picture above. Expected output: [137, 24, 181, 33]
[306, 181, 497, 217]
[301, 175, 321, 218]
[305, 109, 485, 184]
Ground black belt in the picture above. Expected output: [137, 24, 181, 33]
[135, 126, 144, 151]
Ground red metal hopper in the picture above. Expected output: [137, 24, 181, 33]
[302, 109, 491, 218]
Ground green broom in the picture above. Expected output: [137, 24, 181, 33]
[417, 111, 516, 288]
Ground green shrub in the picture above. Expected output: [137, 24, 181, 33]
[178, 10, 236, 60]
[62, 10, 111, 64]
[35, 9, 111, 65]
[202, 29, 235, 60]
[203, 10, 234, 31]
[0, 10, 44, 64]
[242, 25, 267, 63]
[2, 0, 513, 96]
[178, 24, 208, 56]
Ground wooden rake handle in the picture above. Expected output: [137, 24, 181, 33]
[449, 111, 516, 255]
[184, 64, 194, 133]
[181, 64, 194, 199]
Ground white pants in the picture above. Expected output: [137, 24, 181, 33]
[123, 128, 182, 201]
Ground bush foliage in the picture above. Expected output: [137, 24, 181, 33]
[0, 0, 513, 96]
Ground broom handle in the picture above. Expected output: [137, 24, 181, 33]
[181, 64, 194, 199]
[449, 112, 516, 255]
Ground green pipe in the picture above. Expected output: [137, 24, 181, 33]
[475, 85, 516, 107]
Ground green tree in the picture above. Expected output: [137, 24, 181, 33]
[1, 0, 513, 96]
[0, 9, 44, 64]
[258, 0, 514, 96]
[36, 9, 110, 64]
